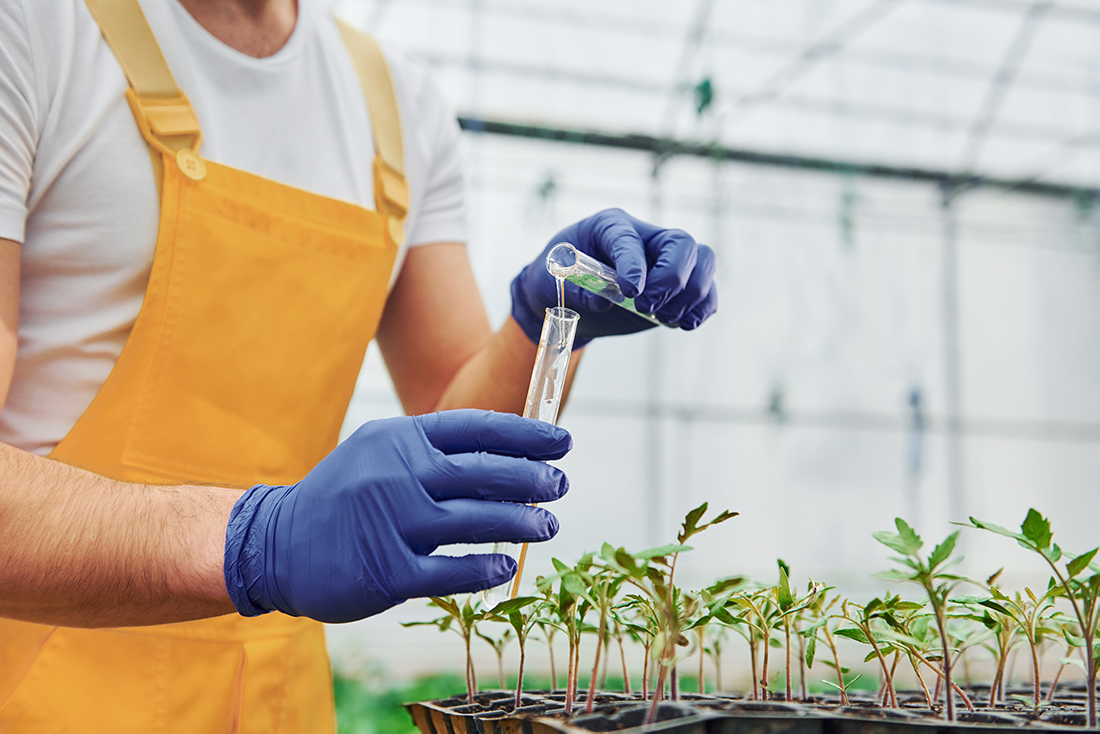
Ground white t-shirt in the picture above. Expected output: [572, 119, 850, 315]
[0, 0, 467, 454]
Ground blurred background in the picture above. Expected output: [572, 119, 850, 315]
[324, 0, 1099, 696]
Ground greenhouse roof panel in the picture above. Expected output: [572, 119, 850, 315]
[329, 0, 1100, 188]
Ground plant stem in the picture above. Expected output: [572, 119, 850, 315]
[784, 619, 792, 701]
[797, 624, 807, 701]
[585, 612, 607, 713]
[910, 655, 934, 708]
[1027, 633, 1041, 708]
[911, 648, 975, 711]
[618, 629, 631, 695]
[565, 635, 575, 714]
[1047, 659, 1066, 703]
[881, 651, 901, 706]
[860, 621, 897, 708]
[933, 604, 955, 721]
[716, 650, 724, 692]
[465, 634, 474, 705]
[671, 664, 679, 701]
[698, 627, 706, 695]
[497, 651, 506, 690]
[548, 631, 558, 691]
[600, 636, 609, 691]
[761, 629, 771, 700]
[642, 644, 650, 700]
[647, 664, 668, 725]
[823, 627, 847, 705]
[749, 636, 760, 701]
[516, 644, 526, 709]
[1043, 562, 1096, 728]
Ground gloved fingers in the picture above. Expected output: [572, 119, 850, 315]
[406, 500, 559, 551]
[417, 410, 572, 460]
[568, 283, 614, 314]
[633, 228, 698, 316]
[652, 244, 717, 325]
[678, 282, 719, 330]
[423, 450, 569, 502]
[587, 209, 649, 298]
[396, 553, 518, 600]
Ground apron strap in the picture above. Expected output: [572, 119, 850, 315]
[84, 0, 203, 193]
[82, 0, 410, 246]
[335, 19, 409, 248]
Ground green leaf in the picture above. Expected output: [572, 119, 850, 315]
[551, 558, 569, 574]
[895, 518, 924, 553]
[777, 564, 794, 609]
[562, 572, 586, 597]
[710, 607, 742, 626]
[873, 532, 911, 557]
[977, 599, 1014, 617]
[1021, 509, 1052, 550]
[1064, 628, 1086, 648]
[964, 517, 1024, 541]
[805, 634, 817, 668]
[1067, 549, 1098, 579]
[488, 597, 539, 616]
[429, 596, 460, 616]
[929, 532, 959, 571]
[876, 569, 917, 583]
[820, 659, 850, 673]
[636, 544, 691, 559]
[679, 503, 708, 543]
[834, 627, 871, 645]
[1046, 544, 1063, 564]
[708, 576, 747, 596]
[820, 674, 860, 692]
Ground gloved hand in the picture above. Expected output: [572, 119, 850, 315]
[511, 208, 718, 349]
[223, 410, 571, 623]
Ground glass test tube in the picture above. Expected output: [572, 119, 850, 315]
[546, 242, 674, 327]
[482, 306, 579, 606]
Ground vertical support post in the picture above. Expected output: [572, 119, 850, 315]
[939, 182, 965, 528]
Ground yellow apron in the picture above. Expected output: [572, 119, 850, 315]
[0, 0, 409, 730]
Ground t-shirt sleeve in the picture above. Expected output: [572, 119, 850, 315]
[390, 52, 467, 248]
[0, 0, 38, 243]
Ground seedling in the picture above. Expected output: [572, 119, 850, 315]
[617, 593, 659, 699]
[399, 505, 1100, 730]
[402, 596, 485, 704]
[581, 546, 628, 713]
[475, 626, 514, 690]
[955, 578, 1061, 708]
[875, 519, 966, 720]
[835, 593, 917, 708]
[801, 591, 850, 703]
[484, 596, 545, 707]
[533, 578, 561, 690]
[603, 503, 736, 724]
[536, 557, 595, 715]
[964, 509, 1100, 727]
[688, 576, 747, 694]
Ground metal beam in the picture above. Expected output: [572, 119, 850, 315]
[457, 116, 1100, 199]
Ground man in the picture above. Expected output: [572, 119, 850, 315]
[0, 0, 717, 730]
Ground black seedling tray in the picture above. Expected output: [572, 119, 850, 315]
[404, 689, 1095, 734]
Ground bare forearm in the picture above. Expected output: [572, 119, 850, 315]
[433, 316, 582, 414]
[0, 442, 240, 628]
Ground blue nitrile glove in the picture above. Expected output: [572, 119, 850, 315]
[223, 410, 571, 624]
[511, 208, 718, 349]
